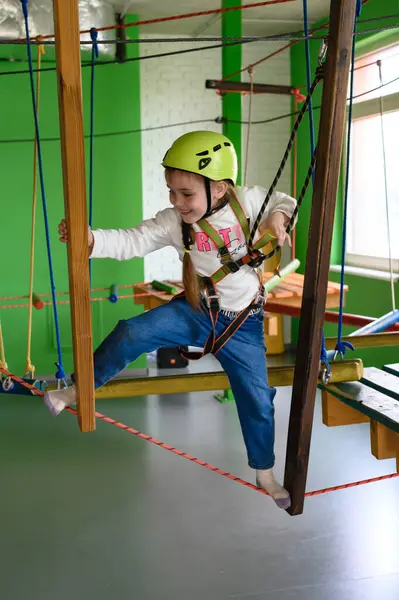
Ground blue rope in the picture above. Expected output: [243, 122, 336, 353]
[20, 0, 66, 382]
[302, 0, 330, 376]
[88, 27, 98, 286]
[334, 7, 361, 360]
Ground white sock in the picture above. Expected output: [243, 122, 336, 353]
[43, 384, 76, 417]
[256, 469, 291, 510]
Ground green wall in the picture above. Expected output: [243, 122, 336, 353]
[290, 0, 399, 367]
[0, 17, 144, 379]
[222, 0, 242, 184]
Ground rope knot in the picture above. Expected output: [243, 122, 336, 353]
[36, 35, 45, 55]
[293, 88, 306, 103]
[90, 27, 99, 58]
[55, 362, 66, 381]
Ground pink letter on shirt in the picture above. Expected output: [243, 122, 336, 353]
[195, 232, 212, 252]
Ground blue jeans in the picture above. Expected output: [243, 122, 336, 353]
[91, 297, 276, 470]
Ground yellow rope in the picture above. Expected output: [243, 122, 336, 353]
[25, 39, 45, 379]
[0, 320, 8, 371]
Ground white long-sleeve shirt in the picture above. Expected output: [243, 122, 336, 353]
[91, 185, 297, 312]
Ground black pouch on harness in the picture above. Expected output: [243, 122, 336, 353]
[156, 346, 189, 369]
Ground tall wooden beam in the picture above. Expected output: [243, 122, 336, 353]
[283, 0, 357, 515]
[52, 0, 96, 432]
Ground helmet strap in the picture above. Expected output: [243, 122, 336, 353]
[202, 177, 213, 218]
[202, 177, 230, 219]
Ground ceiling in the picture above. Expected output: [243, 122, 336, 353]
[0, 0, 331, 41]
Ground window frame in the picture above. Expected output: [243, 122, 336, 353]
[343, 39, 399, 274]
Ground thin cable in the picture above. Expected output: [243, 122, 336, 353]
[20, 1, 66, 385]
[0, 119, 217, 144]
[0, 38, 256, 78]
[3, 17, 397, 80]
[4, 24, 399, 46]
[11, 0, 296, 43]
[0, 74, 398, 146]
[377, 60, 396, 312]
[0, 33, 328, 46]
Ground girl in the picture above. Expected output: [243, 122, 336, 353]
[45, 130, 297, 509]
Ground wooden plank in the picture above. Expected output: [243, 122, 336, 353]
[283, 0, 358, 516]
[384, 364, 399, 377]
[370, 421, 399, 460]
[361, 367, 399, 401]
[321, 390, 369, 427]
[325, 332, 399, 350]
[320, 381, 399, 434]
[206, 79, 294, 96]
[46, 359, 363, 398]
[52, 0, 95, 432]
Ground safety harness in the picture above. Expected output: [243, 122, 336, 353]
[177, 190, 280, 361]
[173, 66, 325, 361]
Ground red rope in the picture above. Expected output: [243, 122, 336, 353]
[1, 367, 398, 500]
[12, 0, 295, 43]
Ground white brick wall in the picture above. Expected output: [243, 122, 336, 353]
[241, 42, 292, 195]
[140, 35, 223, 282]
[140, 38, 293, 333]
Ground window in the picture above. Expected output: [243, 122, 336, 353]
[346, 43, 399, 273]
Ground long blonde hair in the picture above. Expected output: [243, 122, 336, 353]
[165, 168, 235, 308]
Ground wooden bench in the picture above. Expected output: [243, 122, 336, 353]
[319, 364, 399, 471]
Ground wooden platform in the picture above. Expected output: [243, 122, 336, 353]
[319, 365, 399, 471]
[133, 272, 347, 310]
[133, 272, 347, 355]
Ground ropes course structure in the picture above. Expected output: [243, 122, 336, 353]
[1, 0, 398, 515]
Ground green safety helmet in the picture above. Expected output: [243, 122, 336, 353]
[162, 130, 238, 185]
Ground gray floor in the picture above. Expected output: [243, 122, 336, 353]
[1, 358, 399, 599]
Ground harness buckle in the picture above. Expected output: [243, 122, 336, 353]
[248, 251, 264, 269]
[205, 293, 220, 311]
[225, 260, 240, 273]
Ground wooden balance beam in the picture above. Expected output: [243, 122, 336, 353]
[319, 365, 399, 472]
[92, 359, 363, 400]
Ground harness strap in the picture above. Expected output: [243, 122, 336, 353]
[172, 287, 265, 361]
[176, 191, 268, 360]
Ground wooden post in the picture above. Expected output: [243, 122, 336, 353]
[52, 0, 96, 432]
[283, 0, 357, 515]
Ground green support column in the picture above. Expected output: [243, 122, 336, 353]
[222, 0, 242, 185]
[216, 2, 242, 403]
